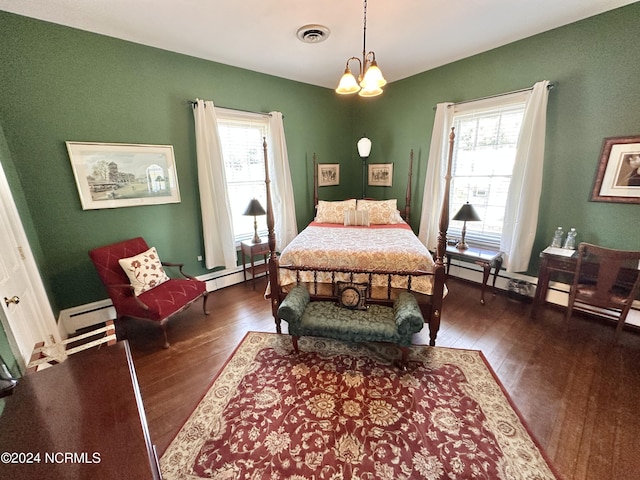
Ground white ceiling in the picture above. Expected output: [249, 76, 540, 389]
[0, 0, 636, 89]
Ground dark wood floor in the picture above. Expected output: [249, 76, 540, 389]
[127, 276, 640, 480]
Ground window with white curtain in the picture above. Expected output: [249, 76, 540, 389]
[449, 101, 526, 249]
[216, 108, 269, 243]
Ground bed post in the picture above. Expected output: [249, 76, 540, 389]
[263, 138, 282, 332]
[429, 127, 455, 346]
[404, 149, 413, 224]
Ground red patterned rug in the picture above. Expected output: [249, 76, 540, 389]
[161, 332, 559, 479]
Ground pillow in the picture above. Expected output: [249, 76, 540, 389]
[315, 199, 357, 224]
[356, 199, 401, 224]
[336, 281, 368, 310]
[343, 209, 370, 227]
[118, 246, 170, 296]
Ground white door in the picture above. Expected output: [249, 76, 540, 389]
[0, 162, 62, 372]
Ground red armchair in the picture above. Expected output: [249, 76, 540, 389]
[89, 237, 209, 348]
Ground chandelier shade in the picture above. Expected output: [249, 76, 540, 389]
[335, 0, 386, 97]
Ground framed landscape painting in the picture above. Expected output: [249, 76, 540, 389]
[591, 135, 640, 204]
[66, 142, 181, 210]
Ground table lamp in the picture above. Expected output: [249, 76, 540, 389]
[452, 202, 480, 250]
[243, 198, 266, 244]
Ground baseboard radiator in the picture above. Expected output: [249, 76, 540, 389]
[59, 259, 637, 336]
[58, 264, 266, 337]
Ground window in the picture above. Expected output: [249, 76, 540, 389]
[216, 108, 269, 243]
[449, 100, 526, 249]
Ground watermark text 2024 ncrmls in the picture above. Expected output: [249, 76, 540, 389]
[1, 451, 101, 464]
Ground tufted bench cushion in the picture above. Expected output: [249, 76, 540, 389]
[277, 285, 424, 350]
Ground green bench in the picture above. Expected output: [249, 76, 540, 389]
[277, 284, 425, 367]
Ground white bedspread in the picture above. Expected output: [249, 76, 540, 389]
[277, 222, 436, 295]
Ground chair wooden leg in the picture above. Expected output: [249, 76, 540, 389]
[292, 336, 299, 354]
[202, 293, 210, 315]
[161, 324, 170, 349]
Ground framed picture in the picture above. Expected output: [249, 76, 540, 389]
[66, 142, 181, 210]
[591, 135, 640, 204]
[368, 163, 393, 187]
[318, 163, 340, 187]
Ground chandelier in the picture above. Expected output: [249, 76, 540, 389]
[335, 0, 387, 97]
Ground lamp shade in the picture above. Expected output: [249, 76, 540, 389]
[453, 202, 481, 222]
[357, 137, 372, 158]
[362, 60, 386, 88]
[336, 67, 361, 94]
[243, 198, 266, 216]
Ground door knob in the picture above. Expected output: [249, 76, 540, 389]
[4, 296, 20, 307]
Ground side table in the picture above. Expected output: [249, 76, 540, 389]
[241, 239, 270, 290]
[445, 245, 504, 305]
[530, 249, 578, 318]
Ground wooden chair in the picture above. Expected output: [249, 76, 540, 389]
[89, 237, 209, 348]
[566, 242, 640, 336]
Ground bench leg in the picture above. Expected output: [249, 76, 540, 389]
[399, 346, 409, 370]
[292, 336, 300, 354]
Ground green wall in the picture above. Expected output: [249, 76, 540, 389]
[1, 2, 639, 333]
[0, 11, 358, 314]
[355, 2, 640, 274]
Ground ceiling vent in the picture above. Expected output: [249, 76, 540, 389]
[296, 25, 330, 44]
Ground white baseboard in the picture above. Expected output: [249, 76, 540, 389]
[58, 262, 268, 335]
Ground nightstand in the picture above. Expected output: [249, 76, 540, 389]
[241, 239, 270, 290]
[445, 245, 504, 305]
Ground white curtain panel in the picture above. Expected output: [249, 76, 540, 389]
[418, 102, 453, 250]
[268, 112, 298, 251]
[192, 99, 237, 270]
[501, 80, 551, 272]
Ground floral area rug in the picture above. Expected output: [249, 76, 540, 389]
[160, 332, 559, 479]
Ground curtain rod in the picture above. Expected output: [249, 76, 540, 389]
[432, 82, 556, 111]
[188, 101, 272, 117]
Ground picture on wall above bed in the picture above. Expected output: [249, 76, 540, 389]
[368, 163, 393, 187]
[66, 142, 181, 210]
[318, 163, 340, 187]
[591, 135, 640, 204]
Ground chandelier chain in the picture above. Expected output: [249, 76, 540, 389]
[362, 0, 368, 61]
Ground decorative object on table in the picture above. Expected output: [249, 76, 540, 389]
[66, 142, 181, 210]
[317, 163, 340, 187]
[562, 228, 577, 250]
[160, 332, 559, 480]
[368, 163, 393, 187]
[357, 136, 371, 197]
[243, 198, 266, 244]
[590, 134, 640, 204]
[550, 226, 564, 248]
[335, 0, 387, 97]
[452, 202, 481, 250]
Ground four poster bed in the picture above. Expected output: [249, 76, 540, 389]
[263, 129, 455, 346]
